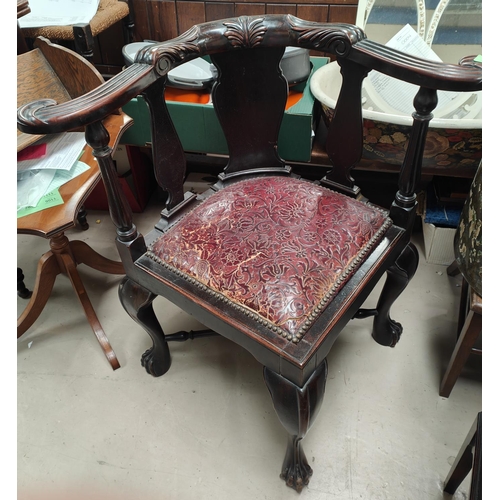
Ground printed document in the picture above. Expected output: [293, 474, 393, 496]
[17, 133, 89, 210]
[18, 0, 100, 28]
[367, 24, 458, 115]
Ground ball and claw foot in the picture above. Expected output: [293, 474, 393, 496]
[280, 438, 313, 492]
[140, 345, 170, 377]
[372, 316, 403, 347]
[119, 277, 171, 378]
[387, 318, 403, 347]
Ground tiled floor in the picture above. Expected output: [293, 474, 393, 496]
[17, 191, 481, 500]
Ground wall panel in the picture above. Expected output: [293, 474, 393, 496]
[100, 1, 359, 68]
[265, 4, 297, 15]
[206, 2, 235, 21]
[297, 5, 329, 23]
[328, 5, 357, 24]
[177, 1, 207, 34]
[148, 0, 178, 40]
[131, 0, 153, 40]
[234, 3, 267, 16]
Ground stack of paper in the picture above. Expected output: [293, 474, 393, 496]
[367, 24, 458, 115]
[17, 133, 90, 218]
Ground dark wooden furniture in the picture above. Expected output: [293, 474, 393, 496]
[444, 412, 482, 499]
[17, 1, 32, 299]
[17, 37, 134, 370]
[440, 163, 482, 398]
[17, 267, 32, 299]
[18, 15, 482, 491]
[17, 0, 31, 54]
[440, 280, 481, 398]
[20, 0, 134, 77]
[182, 119, 480, 183]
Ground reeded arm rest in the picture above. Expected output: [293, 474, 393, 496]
[351, 40, 482, 92]
[17, 63, 156, 135]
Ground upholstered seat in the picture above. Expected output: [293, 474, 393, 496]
[148, 176, 391, 343]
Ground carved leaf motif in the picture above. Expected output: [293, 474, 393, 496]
[224, 17, 267, 48]
[151, 25, 201, 73]
[287, 15, 365, 55]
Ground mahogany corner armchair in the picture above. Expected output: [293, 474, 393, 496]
[17, 15, 482, 491]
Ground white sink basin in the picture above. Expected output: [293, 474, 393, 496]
[310, 61, 482, 171]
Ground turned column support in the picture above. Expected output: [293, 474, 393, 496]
[48, 232, 74, 272]
[85, 120, 139, 244]
[390, 86, 438, 229]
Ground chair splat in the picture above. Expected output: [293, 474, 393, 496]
[211, 47, 289, 178]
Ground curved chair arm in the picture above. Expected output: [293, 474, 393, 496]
[350, 40, 481, 92]
[18, 15, 481, 138]
[17, 63, 156, 135]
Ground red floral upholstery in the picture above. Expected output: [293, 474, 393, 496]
[149, 177, 391, 342]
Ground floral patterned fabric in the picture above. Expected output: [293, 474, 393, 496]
[321, 105, 482, 172]
[149, 176, 391, 342]
[361, 120, 482, 171]
[455, 162, 482, 296]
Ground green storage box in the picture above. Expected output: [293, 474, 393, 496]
[120, 57, 329, 162]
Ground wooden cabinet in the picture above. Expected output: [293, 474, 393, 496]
[89, 1, 358, 73]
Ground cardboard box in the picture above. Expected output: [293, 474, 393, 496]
[421, 221, 456, 266]
[120, 57, 329, 162]
[421, 183, 460, 265]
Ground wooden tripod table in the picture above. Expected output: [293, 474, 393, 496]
[17, 113, 133, 370]
[17, 37, 135, 370]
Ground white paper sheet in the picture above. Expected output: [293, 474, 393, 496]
[17, 132, 90, 210]
[17, 161, 91, 210]
[17, 169, 57, 210]
[367, 24, 458, 115]
[17, 133, 87, 173]
[18, 0, 100, 28]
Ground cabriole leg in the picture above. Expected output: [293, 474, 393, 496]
[119, 277, 171, 377]
[372, 242, 419, 347]
[263, 360, 328, 492]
